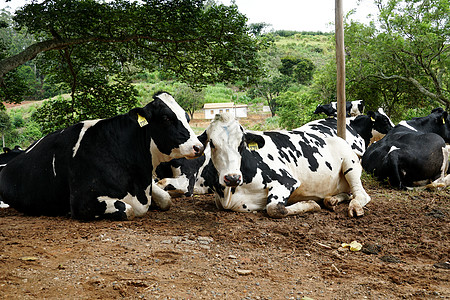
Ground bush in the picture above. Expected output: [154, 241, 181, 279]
[276, 90, 319, 130]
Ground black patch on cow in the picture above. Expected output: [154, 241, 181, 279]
[325, 161, 332, 171]
[267, 154, 274, 161]
[200, 160, 224, 198]
[243, 204, 247, 209]
[344, 168, 353, 176]
[289, 131, 325, 171]
[164, 184, 176, 191]
[231, 187, 236, 194]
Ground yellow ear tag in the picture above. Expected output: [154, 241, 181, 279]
[137, 114, 148, 127]
[248, 142, 259, 151]
[371, 117, 375, 122]
[443, 118, 446, 125]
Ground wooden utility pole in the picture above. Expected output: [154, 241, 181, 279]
[335, 0, 346, 140]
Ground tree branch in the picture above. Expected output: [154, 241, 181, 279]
[0, 35, 204, 79]
[372, 73, 448, 107]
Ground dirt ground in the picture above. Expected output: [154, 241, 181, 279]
[0, 176, 448, 300]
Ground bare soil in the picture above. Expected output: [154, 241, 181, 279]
[0, 177, 448, 300]
[0, 112, 448, 299]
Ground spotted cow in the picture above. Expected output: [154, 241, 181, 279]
[362, 108, 450, 189]
[196, 113, 370, 218]
[0, 92, 204, 220]
[313, 100, 364, 117]
[297, 108, 394, 157]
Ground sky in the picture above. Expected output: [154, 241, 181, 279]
[1, 0, 379, 32]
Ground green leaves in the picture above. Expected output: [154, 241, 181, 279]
[344, 0, 449, 115]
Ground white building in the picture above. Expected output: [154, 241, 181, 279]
[203, 102, 248, 119]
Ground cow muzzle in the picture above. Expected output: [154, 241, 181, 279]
[224, 174, 242, 187]
[193, 144, 204, 157]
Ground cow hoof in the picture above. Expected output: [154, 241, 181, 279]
[324, 196, 338, 211]
[267, 203, 288, 218]
[348, 200, 364, 217]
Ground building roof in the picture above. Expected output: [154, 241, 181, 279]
[203, 102, 247, 109]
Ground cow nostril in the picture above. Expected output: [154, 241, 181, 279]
[224, 174, 241, 187]
[193, 145, 203, 156]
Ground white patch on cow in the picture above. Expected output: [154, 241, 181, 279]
[52, 154, 56, 177]
[378, 108, 395, 127]
[72, 120, 100, 158]
[25, 136, 45, 154]
[0, 163, 6, 168]
[388, 146, 400, 154]
[0, 201, 9, 208]
[97, 196, 135, 219]
[350, 100, 363, 117]
[97, 186, 151, 219]
[398, 120, 418, 132]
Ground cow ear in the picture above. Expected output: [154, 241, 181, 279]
[197, 130, 208, 147]
[3, 147, 11, 153]
[441, 111, 448, 125]
[244, 132, 265, 150]
[129, 108, 151, 127]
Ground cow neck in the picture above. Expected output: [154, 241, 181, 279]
[349, 116, 372, 147]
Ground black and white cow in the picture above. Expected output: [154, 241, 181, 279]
[297, 108, 394, 157]
[0, 92, 204, 220]
[155, 146, 212, 197]
[197, 113, 371, 218]
[362, 108, 450, 189]
[313, 100, 364, 117]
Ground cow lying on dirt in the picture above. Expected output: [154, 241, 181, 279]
[197, 113, 371, 218]
[362, 107, 450, 189]
[0, 92, 204, 220]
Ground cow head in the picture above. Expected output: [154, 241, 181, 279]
[429, 108, 450, 142]
[131, 92, 204, 160]
[313, 103, 336, 117]
[200, 113, 247, 188]
[369, 108, 394, 133]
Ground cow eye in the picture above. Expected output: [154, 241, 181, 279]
[162, 115, 172, 124]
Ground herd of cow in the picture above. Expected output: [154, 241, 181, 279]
[0, 92, 449, 221]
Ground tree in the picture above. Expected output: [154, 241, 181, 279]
[276, 90, 319, 130]
[0, 0, 262, 102]
[344, 0, 450, 111]
[172, 84, 205, 119]
[279, 56, 315, 84]
[0, 110, 12, 147]
[247, 75, 292, 117]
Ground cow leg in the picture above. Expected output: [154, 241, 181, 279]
[156, 177, 190, 197]
[151, 182, 172, 211]
[323, 193, 351, 211]
[97, 197, 135, 220]
[70, 193, 135, 221]
[284, 201, 321, 216]
[265, 181, 319, 218]
[341, 157, 371, 217]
